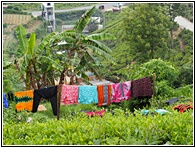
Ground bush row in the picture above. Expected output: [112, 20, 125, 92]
[3, 103, 193, 145]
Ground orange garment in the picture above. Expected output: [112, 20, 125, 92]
[14, 90, 34, 112]
[97, 85, 104, 106]
[173, 103, 193, 113]
[97, 84, 112, 106]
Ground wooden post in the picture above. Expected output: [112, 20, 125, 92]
[152, 73, 156, 98]
[57, 84, 62, 120]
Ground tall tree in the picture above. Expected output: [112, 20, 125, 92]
[37, 6, 116, 85]
[120, 3, 170, 63]
[14, 25, 37, 90]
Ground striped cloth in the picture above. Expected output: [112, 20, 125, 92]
[14, 90, 34, 112]
[97, 84, 112, 106]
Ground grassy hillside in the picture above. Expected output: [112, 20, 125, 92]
[3, 14, 32, 25]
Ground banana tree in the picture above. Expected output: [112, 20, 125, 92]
[49, 6, 116, 84]
[15, 25, 37, 90]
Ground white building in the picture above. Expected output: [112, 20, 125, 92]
[41, 2, 55, 32]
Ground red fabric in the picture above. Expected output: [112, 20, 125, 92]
[97, 85, 104, 106]
[131, 77, 153, 98]
[173, 104, 193, 113]
[85, 110, 106, 117]
[61, 85, 78, 105]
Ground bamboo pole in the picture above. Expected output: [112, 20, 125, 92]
[152, 73, 156, 98]
[57, 84, 62, 120]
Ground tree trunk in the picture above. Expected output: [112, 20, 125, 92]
[170, 29, 174, 49]
[59, 68, 68, 84]
[33, 60, 41, 89]
[26, 68, 31, 90]
[14, 59, 26, 85]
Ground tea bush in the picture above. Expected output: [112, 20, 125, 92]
[3, 103, 193, 145]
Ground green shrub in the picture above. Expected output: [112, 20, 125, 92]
[3, 103, 193, 145]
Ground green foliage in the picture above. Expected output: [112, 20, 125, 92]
[55, 3, 97, 10]
[34, 21, 48, 39]
[74, 6, 96, 33]
[88, 20, 98, 33]
[3, 5, 28, 14]
[55, 10, 86, 23]
[3, 23, 8, 28]
[3, 103, 193, 145]
[120, 3, 170, 63]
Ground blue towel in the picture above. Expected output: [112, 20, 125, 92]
[3, 94, 9, 108]
[141, 110, 149, 115]
[155, 109, 170, 115]
[78, 86, 98, 104]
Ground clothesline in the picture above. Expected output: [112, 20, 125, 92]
[12, 74, 156, 120]
[57, 73, 156, 120]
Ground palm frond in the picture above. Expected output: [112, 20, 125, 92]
[15, 25, 28, 55]
[84, 44, 112, 61]
[41, 56, 64, 72]
[27, 33, 36, 58]
[83, 39, 113, 53]
[88, 33, 117, 40]
[36, 32, 56, 54]
[73, 6, 96, 33]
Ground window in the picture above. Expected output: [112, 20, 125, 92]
[47, 3, 51, 6]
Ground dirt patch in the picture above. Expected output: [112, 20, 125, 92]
[173, 27, 182, 39]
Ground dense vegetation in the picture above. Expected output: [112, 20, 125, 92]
[3, 99, 193, 145]
[3, 3, 97, 11]
[3, 3, 193, 146]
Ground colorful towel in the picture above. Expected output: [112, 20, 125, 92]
[112, 81, 131, 103]
[14, 90, 34, 112]
[78, 86, 98, 104]
[131, 76, 153, 98]
[97, 84, 112, 106]
[61, 85, 78, 105]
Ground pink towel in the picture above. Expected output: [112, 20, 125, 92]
[112, 81, 131, 103]
[61, 85, 78, 105]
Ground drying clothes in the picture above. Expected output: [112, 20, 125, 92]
[173, 104, 193, 113]
[165, 98, 179, 105]
[111, 81, 131, 103]
[14, 90, 34, 112]
[7, 91, 14, 101]
[61, 85, 78, 105]
[3, 94, 9, 108]
[97, 84, 112, 106]
[155, 109, 171, 115]
[78, 85, 98, 104]
[131, 77, 153, 98]
[85, 110, 106, 117]
[32, 86, 57, 116]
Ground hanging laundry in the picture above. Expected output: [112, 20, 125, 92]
[7, 91, 14, 101]
[111, 81, 131, 103]
[131, 76, 153, 98]
[78, 85, 98, 104]
[32, 86, 57, 116]
[97, 84, 112, 106]
[61, 85, 79, 105]
[14, 90, 34, 112]
[3, 94, 9, 109]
